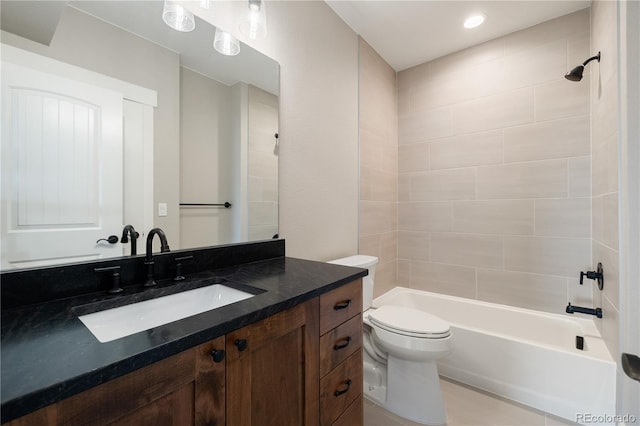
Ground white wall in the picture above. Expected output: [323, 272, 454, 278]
[188, 1, 360, 261]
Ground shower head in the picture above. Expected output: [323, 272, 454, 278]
[565, 52, 601, 82]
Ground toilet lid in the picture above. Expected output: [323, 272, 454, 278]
[368, 305, 450, 338]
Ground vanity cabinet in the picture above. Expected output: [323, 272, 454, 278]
[5, 280, 364, 426]
[318, 279, 363, 426]
[226, 298, 319, 426]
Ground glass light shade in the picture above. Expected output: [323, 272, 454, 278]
[213, 28, 241, 56]
[162, 1, 196, 32]
[239, 0, 267, 40]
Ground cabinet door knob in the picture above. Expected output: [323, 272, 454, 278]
[333, 336, 352, 351]
[210, 349, 225, 363]
[235, 338, 248, 352]
[333, 299, 351, 310]
[334, 379, 352, 397]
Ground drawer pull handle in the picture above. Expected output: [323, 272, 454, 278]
[334, 336, 352, 350]
[334, 299, 351, 310]
[235, 339, 248, 352]
[210, 349, 225, 363]
[334, 379, 352, 397]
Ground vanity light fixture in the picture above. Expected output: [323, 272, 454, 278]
[162, 1, 196, 32]
[214, 28, 241, 56]
[463, 13, 486, 29]
[239, 0, 267, 40]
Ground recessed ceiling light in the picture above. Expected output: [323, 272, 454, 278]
[464, 13, 486, 29]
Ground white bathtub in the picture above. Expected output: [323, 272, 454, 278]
[373, 287, 616, 424]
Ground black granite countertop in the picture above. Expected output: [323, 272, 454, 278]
[0, 256, 366, 423]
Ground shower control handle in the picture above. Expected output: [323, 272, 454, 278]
[579, 262, 604, 290]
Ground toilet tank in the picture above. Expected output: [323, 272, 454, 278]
[327, 255, 379, 310]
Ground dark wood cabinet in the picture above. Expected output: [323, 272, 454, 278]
[318, 279, 363, 426]
[226, 298, 319, 426]
[195, 335, 226, 426]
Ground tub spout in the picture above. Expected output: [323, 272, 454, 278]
[566, 302, 602, 318]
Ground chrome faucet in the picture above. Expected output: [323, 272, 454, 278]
[144, 228, 170, 287]
[120, 225, 139, 256]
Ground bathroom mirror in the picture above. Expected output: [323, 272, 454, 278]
[0, 1, 279, 270]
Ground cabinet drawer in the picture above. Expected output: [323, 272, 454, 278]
[320, 314, 362, 377]
[319, 279, 362, 335]
[320, 350, 363, 426]
[332, 397, 363, 426]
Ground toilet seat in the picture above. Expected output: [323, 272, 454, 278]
[368, 305, 450, 339]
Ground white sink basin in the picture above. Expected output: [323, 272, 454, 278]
[78, 284, 255, 343]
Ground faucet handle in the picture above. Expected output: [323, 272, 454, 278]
[173, 255, 194, 281]
[94, 266, 122, 294]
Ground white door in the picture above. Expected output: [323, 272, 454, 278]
[1, 61, 123, 269]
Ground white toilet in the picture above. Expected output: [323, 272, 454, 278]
[329, 255, 453, 425]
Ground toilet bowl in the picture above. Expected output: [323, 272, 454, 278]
[328, 255, 453, 426]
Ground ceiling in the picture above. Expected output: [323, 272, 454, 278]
[326, 0, 591, 71]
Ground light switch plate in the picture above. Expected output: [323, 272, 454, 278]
[158, 203, 168, 217]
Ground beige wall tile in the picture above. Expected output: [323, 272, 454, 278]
[430, 130, 503, 170]
[397, 259, 410, 287]
[398, 173, 410, 202]
[501, 39, 567, 90]
[592, 194, 604, 243]
[428, 37, 505, 77]
[375, 260, 397, 297]
[397, 61, 430, 91]
[567, 31, 593, 75]
[534, 78, 590, 122]
[477, 159, 568, 199]
[360, 200, 395, 236]
[409, 261, 477, 299]
[504, 116, 590, 163]
[592, 133, 618, 196]
[535, 198, 591, 238]
[359, 234, 381, 259]
[453, 200, 534, 235]
[398, 231, 430, 261]
[503, 9, 590, 56]
[601, 192, 619, 249]
[568, 156, 591, 197]
[410, 169, 476, 201]
[359, 38, 398, 292]
[504, 236, 590, 277]
[592, 74, 618, 146]
[593, 240, 619, 310]
[409, 72, 469, 112]
[360, 127, 385, 168]
[431, 233, 503, 268]
[399, 142, 429, 173]
[568, 276, 594, 308]
[398, 201, 452, 232]
[477, 269, 567, 313]
[399, 107, 453, 144]
[366, 168, 397, 202]
[452, 88, 534, 135]
[600, 295, 620, 360]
